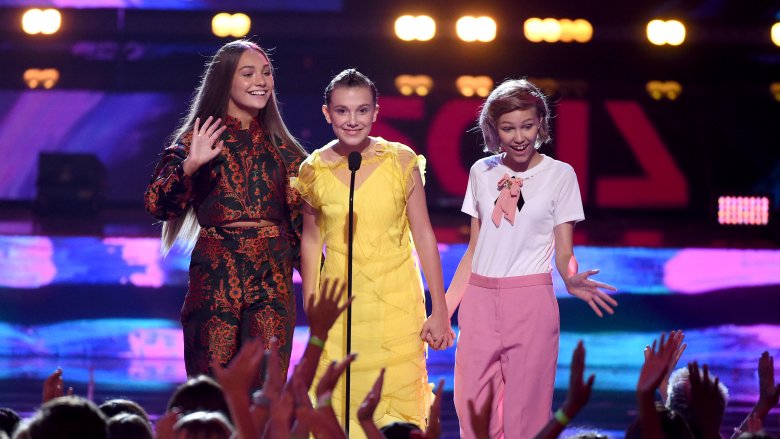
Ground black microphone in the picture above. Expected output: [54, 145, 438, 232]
[344, 149, 361, 435]
[348, 151, 362, 171]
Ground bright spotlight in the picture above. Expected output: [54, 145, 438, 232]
[457, 16, 496, 42]
[772, 22, 780, 47]
[394, 75, 433, 96]
[23, 68, 60, 89]
[395, 15, 436, 41]
[22, 8, 61, 35]
[647, 19, 686, 46]
[212, 12, 251, 38]
[646, 81, 682, 100]
[456, 75, 493, 97]
[770, 83, 780, 101]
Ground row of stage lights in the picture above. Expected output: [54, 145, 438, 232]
[18, 67, 780, 104]
[20, 8, 780, 47]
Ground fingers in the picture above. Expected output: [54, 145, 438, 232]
[588, 300, 604, 318]
[592, 295, 614, 315]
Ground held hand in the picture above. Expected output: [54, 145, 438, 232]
[183, 116, 227, 175]
[420, 311, 452, 351]
[306, 278, 354, 339]
[565, 269, 618, 317]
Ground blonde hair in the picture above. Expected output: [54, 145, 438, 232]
[478, 78, 551, 154]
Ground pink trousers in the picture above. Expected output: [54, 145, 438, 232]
[454, 272, 559, 439]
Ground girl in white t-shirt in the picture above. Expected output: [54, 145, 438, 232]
[446, 79, 618, 438]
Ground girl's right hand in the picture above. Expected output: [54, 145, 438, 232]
[182, 116, 227, 176]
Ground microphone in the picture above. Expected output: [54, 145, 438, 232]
[348, 151, 362, 171]
[344, 149, 361, 434]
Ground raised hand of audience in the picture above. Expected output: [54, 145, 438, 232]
[250, 337, 283, 436]
[467, 386, 493, 439]
[410, 378, 446, 439]
[357, 369, 385, 439]
[533, 340, 595, 439]
[636, 333, 677, 439]
[732, 351, 780, 438]
[687, 361, 724, 439]
[315, 354, 356, 438]
[299, 278, 354, 389]
[306, 278, 353, 340]
[42, 368, 73, 403]
[645, 329, 686, 403]
[153, 407, 181, 439]
[211, 337, 265, 439]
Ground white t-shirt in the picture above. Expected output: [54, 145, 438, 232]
[462, 154, 584, 277]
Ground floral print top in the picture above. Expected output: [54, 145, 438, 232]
[144, 115, 305, 264]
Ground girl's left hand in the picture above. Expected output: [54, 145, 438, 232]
[420, 312, 453, 350]
[565, 269, 618, 317]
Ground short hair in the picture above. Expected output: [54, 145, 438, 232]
[478, 78, 551, 154]
[0, 408, 21, 436]
[379, 422, 422, 438]
[666, 367, 729, 432]
[624, 403, 694, 439]
[106, 414, 153, 439]
[167, 375, 230, 421]
[25, 396, 107, 439]
[173, 411, 233, 439]
[324, 68, 378, 105]
[99, 399, 150, 426]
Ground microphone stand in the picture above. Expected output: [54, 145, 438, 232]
[345, 151, 361, 435]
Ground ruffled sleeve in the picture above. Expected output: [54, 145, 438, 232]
[144, 133, 195, 221]
[394, 143, 426, 199]
[289, 155, 320, 210]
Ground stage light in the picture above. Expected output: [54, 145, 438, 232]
[646, 81, 682, 100]
[456, 16, 496, 42]
[718, 196, 769, 226]
[456, 76, 493, 97]
[212, 12, 251, 38]
[395, 15, 436, 41]
[772, 22, 780, 47]
[524, 18, 592, 43]
[771, 83, 780, 101]
[394, 75, 433, 96]
[22, 8, 61, 35]
[647, 19, 686, 46]
[23, 69, 60, 89]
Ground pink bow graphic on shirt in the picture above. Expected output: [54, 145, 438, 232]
[492, 174, 523, 227]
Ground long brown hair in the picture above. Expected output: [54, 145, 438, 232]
[161, 40, 305, 256]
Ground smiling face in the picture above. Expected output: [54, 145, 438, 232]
[497, 107, 542, 171]
[227, 49, 274, 124]
[322, 86, 378, 152]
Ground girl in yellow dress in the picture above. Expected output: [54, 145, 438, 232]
[291, 69, 452, 436]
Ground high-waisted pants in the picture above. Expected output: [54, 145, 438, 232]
[454, 272, 559, 439]
[181, 225, 295, 385]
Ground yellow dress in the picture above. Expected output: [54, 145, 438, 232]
[291, 137, 432, 436]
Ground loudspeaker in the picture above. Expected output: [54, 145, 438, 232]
[35, 152, 105, 216]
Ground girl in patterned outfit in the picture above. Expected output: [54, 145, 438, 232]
[144, 40, 306, 380]
[446, 79, 618, 438]
[291, 69, 453, 436]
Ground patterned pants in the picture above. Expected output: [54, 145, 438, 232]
[182, 225, 295, 384]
